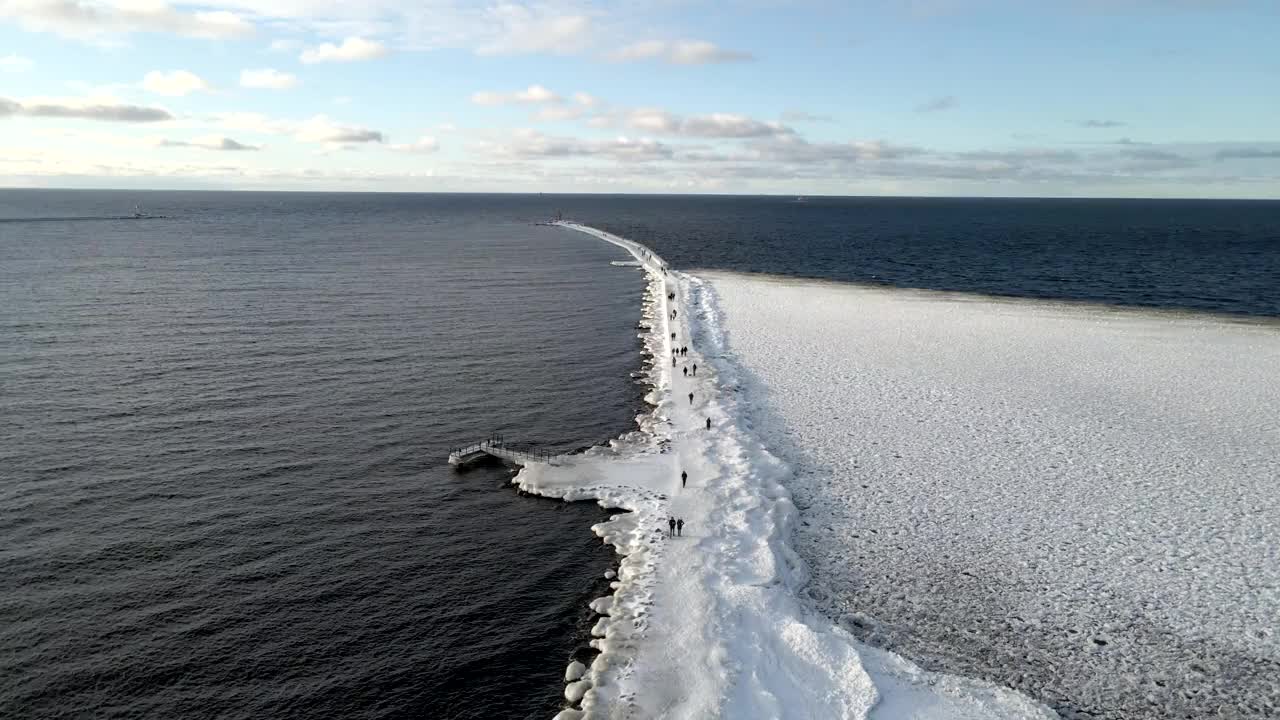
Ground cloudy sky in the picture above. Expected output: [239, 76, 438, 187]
[2, 0, 1278, 196]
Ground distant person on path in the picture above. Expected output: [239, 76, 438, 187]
[683, 367, 688, 377]
[671, 332, 676, 341]
[672, 357, 676, 367]
[688, 392, 694, 404]
[668, 517, 676, 537]
[682, 470, 687, 488]
[706, 417, 711, 430]
[677, 518, 684, 537]
[692, 364, 697, 376]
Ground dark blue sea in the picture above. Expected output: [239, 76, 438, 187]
[2, 190, 1277, 720]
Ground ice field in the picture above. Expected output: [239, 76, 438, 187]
[699, 272, 1280, 719]
[522, 224, 1056, 720]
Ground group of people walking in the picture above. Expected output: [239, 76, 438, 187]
[666, 274, 711, 544]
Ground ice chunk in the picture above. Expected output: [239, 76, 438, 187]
[564, 679, 592, 703]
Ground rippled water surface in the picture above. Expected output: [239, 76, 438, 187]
[1, 191, 646, 719]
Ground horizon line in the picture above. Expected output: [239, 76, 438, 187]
[2, 186, 1279, 202]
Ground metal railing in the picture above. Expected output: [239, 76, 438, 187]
[448, 434, 559, 465]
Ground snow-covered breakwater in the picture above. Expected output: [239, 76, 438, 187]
[516, 223, 1053, 719]
[700, 271, 1280, 719]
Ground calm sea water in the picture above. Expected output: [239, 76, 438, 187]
[0, 191, 647, 719]
[564, 195, 1280, 318]
[3, 190, 1277, 719]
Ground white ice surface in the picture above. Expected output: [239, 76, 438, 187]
[517, 223, 1056, 719]
[699, 271, 1280, 718]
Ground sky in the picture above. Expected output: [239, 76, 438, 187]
[1, 0, 1278, 197]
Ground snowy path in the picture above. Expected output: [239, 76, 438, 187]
[514, 223, 1053, 720]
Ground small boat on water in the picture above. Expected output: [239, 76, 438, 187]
[127, 204, 166, 220]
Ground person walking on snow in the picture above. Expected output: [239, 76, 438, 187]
[672, 357, 676, 367]
[692, 363, 697, 376]
[683, 367, 687, 377]
[706, 417, 711, 430]
[668, 517, 676, 537]
[688, 392, 693, 404]
[682, 470, 687, 488]
[677, 518, 684, 537]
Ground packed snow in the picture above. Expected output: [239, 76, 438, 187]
[700, 272, 1280, 719]
[525, 223, 1057, 719]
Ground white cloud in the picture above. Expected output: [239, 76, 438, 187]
[2, 95, 172, 122]
[159, 134, 260, 151]
[780, 110, 834, 123]
[475, 7, 591, 55]
[516, 84, 558, 103]
[300, 36, 387, 64]
[484, 129, 673, 161]
[390, 135, 439, 153]
[122, 1, 596, 57]
[532, 105, 584, 122]
[749, 136, 924, 164]
[471, 84, 562, 105]
[608, 39, 753, 65]
[142, 69, 210, 96]
[680, 113, 789, 138]
[295, 114, 384, 144]
[621, 107, 676, 133]
[0, 0, 253, 40]
[216, 111, 384, 147]
[1, 53, 33, 72]
[240, 68, 298, 89]
[572, 92, 597, 106]
[602, 108, 793, 138]
[268, 38, 301, 52]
